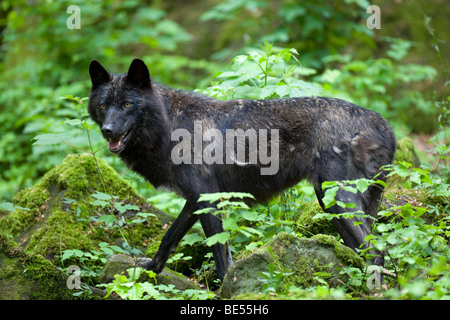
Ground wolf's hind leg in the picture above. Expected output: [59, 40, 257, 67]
[200, 213, 233, 281]
[315, 187, 371, 250]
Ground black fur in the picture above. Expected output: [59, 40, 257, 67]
[88, 59, 396, 281]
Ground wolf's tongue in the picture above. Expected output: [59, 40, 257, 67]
[109, 139, 121, 150]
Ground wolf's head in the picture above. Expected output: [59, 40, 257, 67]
[88, 59, 155, 154]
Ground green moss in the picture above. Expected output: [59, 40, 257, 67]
[219, 232, 365, 298]
[0, 154, 136, 238]
[312, 234, 364, 268]
[0, 153, 170, 268]
[25, 209, 94, 259]
[38, 153, 139, 201]
[276, 234, 362, 289]
[0, 154, 178, 299]
[294, 201, 336, 237]
[394, 137, 420, 166]
[0, 232, 74, 299]
[264, 233, 314, 288]
[265, 232, 363, 288]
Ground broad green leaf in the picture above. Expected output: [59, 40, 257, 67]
[91, 192, 113, 200]
[240, 226, 263, 236]
[356, 179, 370, 194]
[241, 210, 259, 221]
[64, 119, 83, 126]
[91, 199, 109, 207]
[223, 217, 239, 231]
[32, 133, 67, 145]
[97, 215, 117, 224]
[205, 232, 230, 246]
[0, 202, 16, 212]
[181, 233, 204, 246]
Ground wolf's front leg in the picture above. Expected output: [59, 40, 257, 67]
[141, 201, 199, 273]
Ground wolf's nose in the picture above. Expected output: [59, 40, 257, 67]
[101, 124, 113, 137]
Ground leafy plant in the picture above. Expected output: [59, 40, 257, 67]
[100, 267, 215, 300]
[101, 267, 162, 300]
[258, 263, 293, 293]
[314, 158, 450, 298]
[61, 242, 127, 286]
[369, 162, 450, 299]
[200, 0, 374, 68]
[318, 37, 438, 134]
[194, 192, 262, 247]
[313, 178, 386, 225]
[199, 42, 321, 100]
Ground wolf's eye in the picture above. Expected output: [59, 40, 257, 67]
[100, 104, 106, 109]
[124, 102, 131, 108]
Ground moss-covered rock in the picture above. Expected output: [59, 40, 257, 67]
[394, 137, 420, 166]
[294, 200, 336, 237]
[0, 232, 74, 299]
[218, 232, 364, 299]
[0, 153, 172, 263]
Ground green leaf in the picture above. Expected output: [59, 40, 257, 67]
[336, 200, 357, 209]
[240, 226, 263, 236]
[91, 199, 109, 207]
[114, 203, 140, 214]
[355, 179, 370, 194]
[374, 179, 388, 188]
[205, 232, 230, 246]
[217, 200, 249, 209]
[62, 249, 85, 260]
[0, 202, 16, 212]
[32, 133, 67, 145]
[91, 192, 113, 201]
[322, 186, 339, 208]
[193, 207, 215, 215]
[198, 192, 254, 203]
[97, 215, 117, 224]
[223, 217, 239, 231]
[275, 85, 291, 98]
[64, 119, 83, 126]
[217, 71, 238, 78]
[241, 210, 259, 221]
[181, 233, 204, 246]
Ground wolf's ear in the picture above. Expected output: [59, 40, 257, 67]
[126, 59, 151, 89]
[89, 60, 110, 88]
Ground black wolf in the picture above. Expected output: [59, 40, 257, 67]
[88, 59, 396, 281]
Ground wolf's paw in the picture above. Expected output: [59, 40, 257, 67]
[137, 257, 164, 274]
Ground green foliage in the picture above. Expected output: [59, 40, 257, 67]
[100, 267, 215, 300]
[199, 42, 321, 100]
[372, 162, 450, 299]
[61, 242, 127, 286]
[195, 192, 261, 247]
[0, 1, 203, 200]
[200, 0, 374, 67]
[317, 38, 438, 135]
[315, 156, 450, 298]
[258, 263, 293, 294]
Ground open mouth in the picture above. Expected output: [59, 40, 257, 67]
[108, 129, 133, 154]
